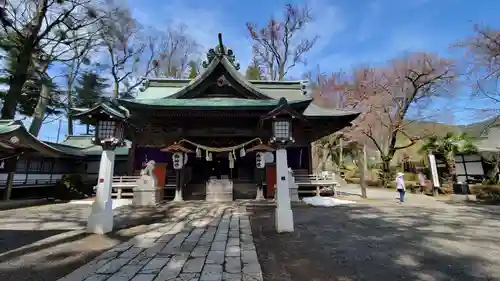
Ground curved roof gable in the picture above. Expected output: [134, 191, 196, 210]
[0, 120, 84, 157]
[168, 56, 273, 100]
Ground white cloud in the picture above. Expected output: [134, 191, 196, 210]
[303, 0, 346, 58]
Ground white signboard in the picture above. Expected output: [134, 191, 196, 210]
[428, 154, 440, 188]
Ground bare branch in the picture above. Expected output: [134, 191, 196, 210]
[246, 3, 319, 80]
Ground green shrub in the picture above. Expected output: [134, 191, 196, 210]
[482, 178, 500, 185]
[52, 174, 91, 200]
[470, 185, 500, 202]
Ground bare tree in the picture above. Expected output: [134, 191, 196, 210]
[313, 70, 376, 197]
[346, 53, 456, 188]
[458, 25, 500, 104]
[247, 3, 319, 80]
[0, 0, 100, 119]
[153, 24, 200, 78]
[62, 29, 100, 135]
[95, 1, 155, 98]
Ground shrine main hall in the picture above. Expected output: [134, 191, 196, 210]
[74, 34, 359, 201]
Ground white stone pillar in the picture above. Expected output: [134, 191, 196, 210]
[87, 149, 115, 234]
[173, 170, 183, 202]
[275, 148, 294, 233]
[173, 189, 183, 202]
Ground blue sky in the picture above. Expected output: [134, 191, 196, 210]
[36, 0, 500, 141]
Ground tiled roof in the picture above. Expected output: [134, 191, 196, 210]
[60, 135, 130, 156]
[137, 78, 309, 101]
[0, 120, 83, 157]
[120, 97, 311, 108]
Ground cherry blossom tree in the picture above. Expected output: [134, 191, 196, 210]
[317, 53, 457, 188]
[347, 53, 456, 188]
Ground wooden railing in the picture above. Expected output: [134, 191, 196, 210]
[0, 178, 59, 189]
[293, 173, 338, 196]
[110, 176, 140, 199]
[110, 176, 179, 199]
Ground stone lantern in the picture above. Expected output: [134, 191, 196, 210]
[73, 103, 129, 234]
[261, 98, 303, 233]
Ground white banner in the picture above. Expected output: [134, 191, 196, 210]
[428, 154, 440, 188]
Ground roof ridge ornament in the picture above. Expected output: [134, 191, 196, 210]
[202, 33, 240, 70]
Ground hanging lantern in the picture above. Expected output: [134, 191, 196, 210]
[184, 153, 188, 164]
[206, 151, 212, 162]
[228, 152, 233, 160]
[240, 147, 246, 157]
[172, 152, 184, 170]
[196, 147, 201, 158]
[229, 157, 234, 169]
[256, 152, 265, 169]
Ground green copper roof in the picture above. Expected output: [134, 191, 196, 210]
[60, 135, 130, 156]
[138, 78, 309, 101]
[0, 122, 130, 158]
[0, 120, 19, 135]
[72, 101, 130, 120]
[0, 120, 83, 157]
[120, 97, 311, 108]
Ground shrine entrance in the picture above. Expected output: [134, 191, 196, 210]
[210, 153, 230, 179]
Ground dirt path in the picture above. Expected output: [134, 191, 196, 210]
[249, 200, 500, 281]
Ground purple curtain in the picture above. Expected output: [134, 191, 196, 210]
[134, 147, 170, 170]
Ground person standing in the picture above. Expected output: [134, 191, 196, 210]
[396, 172, 406, 203]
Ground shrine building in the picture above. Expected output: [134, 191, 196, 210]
[73, 34, 360, 201]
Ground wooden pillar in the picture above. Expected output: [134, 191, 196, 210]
[3, 156, 18, 201]
[127, 138, 137, 175]
[308, 143, 313, 174]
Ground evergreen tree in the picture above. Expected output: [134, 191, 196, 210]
[0, 33, 63, 118]
[187, 60, 198, 79]
[73, 72, 109, 133]
[245, 58, 263, 80]
[74, 72, 109, 108]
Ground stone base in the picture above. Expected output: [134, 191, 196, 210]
[289, 187, 300, 202]
[450, 194, 477, 202]
[255, 187, 264, 200]
[86, 201, 113, 234]
[275, 207, 294, 233]
[173, 189, 183, 202]
[206, 179, 233, 202]
[133, 188, 162, 206]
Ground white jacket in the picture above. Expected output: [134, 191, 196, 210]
[396, 176, 406, 191]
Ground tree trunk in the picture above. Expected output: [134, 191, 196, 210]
[67, 88, 74, 136]
[338, 138, 343, 175]
[3, 157, 18, 201]
[381, 158, 391, 188]
[29, 83, 51, 137]
[113, 81, 120, 99]
[359, 145, 368, 198]
[1, 51, 32, 119]
[67, 113, 74, 136]
[446, 154, 457, 184]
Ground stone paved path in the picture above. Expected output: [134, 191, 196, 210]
[58, 203, 262, 281]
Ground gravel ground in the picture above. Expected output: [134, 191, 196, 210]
[249, 199, 500, 281]
[0, 201, 200, 281]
